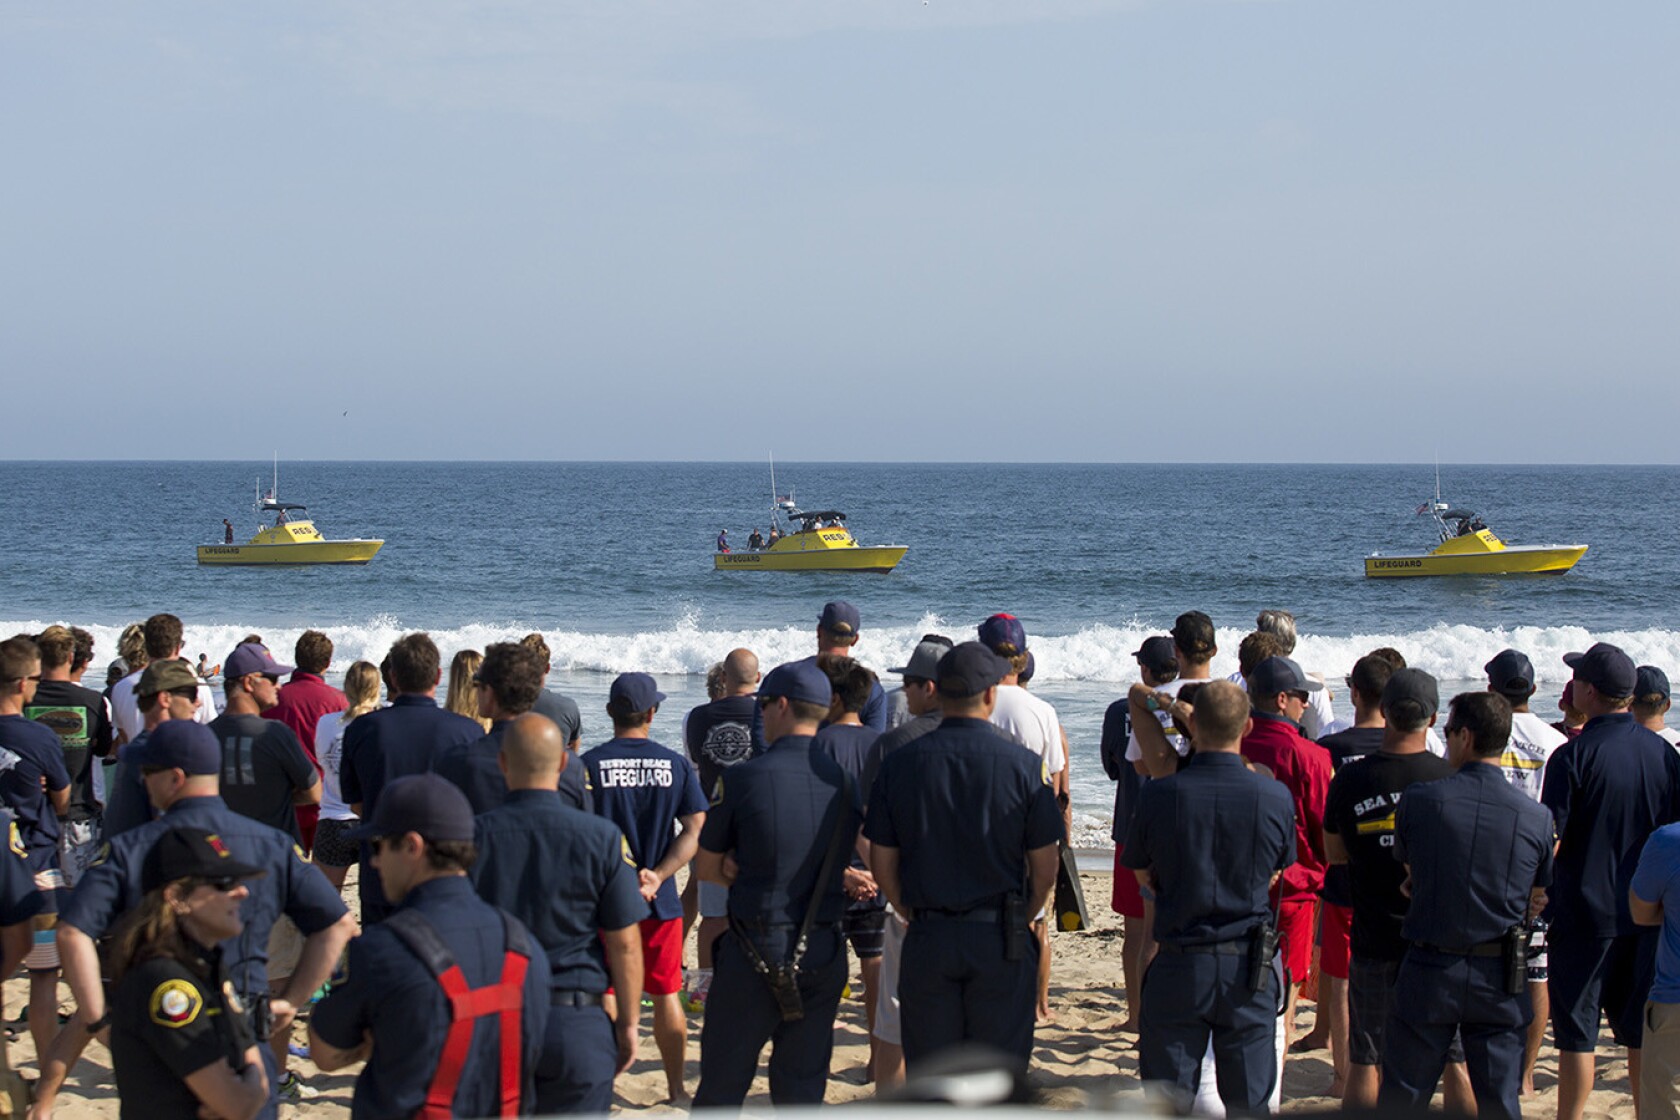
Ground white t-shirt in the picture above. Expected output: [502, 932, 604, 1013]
[1125, 679, 1209, 762]
[1499, 711, 1567, 801]
[313, 709, 360, 822]
[1654, 725, 1680, 750]
[989, 685, 1066, 776]
[110, 668, 218, 743]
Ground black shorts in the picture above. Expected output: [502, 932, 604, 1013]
[1548, 923, 1658, 1052]
[1348, 955, 1465, 1067]
[312, 818, 360, 869]
[844, 906, 887, 959]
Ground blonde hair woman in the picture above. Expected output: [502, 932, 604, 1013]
[446, 649, 491, 732]
[311, 661, 382, 893]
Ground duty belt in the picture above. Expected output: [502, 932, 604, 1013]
[919, 907, 1004, 924]
[550, 990, 605, 1008]
[1156, 939, 1249, 956]
[1412, 939, 1504, 958]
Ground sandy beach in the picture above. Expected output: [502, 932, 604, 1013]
[4, 867, 1641, 1117]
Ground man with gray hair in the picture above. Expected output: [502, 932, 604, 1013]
[1255, 609, 1336, 739]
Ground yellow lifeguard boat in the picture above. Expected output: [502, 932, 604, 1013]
[1365, 501, 1586, 578]
[716, 498, 906, 574]
[198, 482, 383, 567]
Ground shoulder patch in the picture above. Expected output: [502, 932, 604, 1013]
[620, 836, 636, 867]
[1041, 758, 1050, 786]
[8, 824, 23, 860]
[149, 978, 204, 1028]
[709, 775, 725, 808]
[205, 834, 230, 858]
[293, 843, 308, 863]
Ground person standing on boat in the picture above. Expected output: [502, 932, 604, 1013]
[716, 529, 729, 553]
[223, 520, 234, 544]
[747, 528, 764, 551]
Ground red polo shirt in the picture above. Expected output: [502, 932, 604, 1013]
[265, 670, 346, 767]
[1242, 711, 1332, 904]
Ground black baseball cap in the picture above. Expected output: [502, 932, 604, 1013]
[1248, 656, 1322, 696]
[128, 720, 221, 776]
[1381, 667, 1440, 720]
[1134, 636, 1178, 675]
[1484, 649, 1536, 698]
[936, 642, 1010, 698]
[345, 773, 475, 843]
[818, 601, 860, 637]
[609, 672, 666, 712]
[1637, 665, 1672, 701]
[1564, 642, 1638, 698]
[759, 660, 833, 707]
[141, 826, 266, 892]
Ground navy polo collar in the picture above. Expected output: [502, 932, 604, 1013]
[400, 874, 477, 910]
[766, 733, 816, 752]
[1186, 751, 1248, 769]
[164, 794, 229, 817]
[505, 788, 561, 807]
[1583, 711, 1635, 732]
[1249, 710, 1305, 733]
[392, 695, 438, 708]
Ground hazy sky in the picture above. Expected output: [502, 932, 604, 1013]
[4, 2, 1677, 462]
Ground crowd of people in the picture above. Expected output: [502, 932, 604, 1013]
[0, 603, 1679, 1117]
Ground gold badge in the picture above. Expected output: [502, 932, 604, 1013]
[620, 836, 636, 867]
[149, 979, 204, 1028]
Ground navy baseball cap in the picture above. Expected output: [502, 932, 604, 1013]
[1134, 636, 1179, 675]
[937, 641, 1011, 698]
[1564, 642, 1638, 698]
[1248, 656, 1322, 696]
[128, 720, 222, 775]
[609, 672, 666, 712]
[1637, 665, 1672, 701]
[818, 601, 860, 637]
[1381, 668, 1440, 720]
[345, 773, 475, 843]
[141, 826, 266, 892]
[978, 613, 1027, 654]
[224, 642, 293, 680]
[1484, 649, 1536, 698]
[759, 660, 833, 707]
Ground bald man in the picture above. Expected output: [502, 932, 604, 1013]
[471, 714, 648, 1113]
[682, 647, 768, 1007]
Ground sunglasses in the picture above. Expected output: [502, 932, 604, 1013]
[194, 876, 245, 893]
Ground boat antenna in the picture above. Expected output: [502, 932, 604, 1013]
[769, 452, 777, 514]
[273, 452, 279, 500]
[1434, 454, 1441, 506]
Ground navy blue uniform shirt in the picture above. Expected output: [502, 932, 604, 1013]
[863, 716, 1063, 913]
[1122, 751, 1296, 946]
[698, 734, 862, 925]
[1099, 697, 1144, 845]
[0, 714, 72, 872]
[339, 696, 484, 817]
[583, 737, 706, 922]
[0, 840, 44, 926]
[434, 721, 591, 816]
[683, 695, 766, 798]
[102, 741, 156, 838]
[1397, 762, 1555, 949]
[472, 789, 647, 993]
[1542, 712, 1680, 935]
[312, 876, 551, 1120]
[63, 795, 347, 997]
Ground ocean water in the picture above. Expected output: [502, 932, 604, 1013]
[4, 460, 1677, 845]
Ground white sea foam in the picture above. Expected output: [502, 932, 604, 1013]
[11, 616, 1679, 685]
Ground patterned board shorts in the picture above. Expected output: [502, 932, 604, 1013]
[312, 818, 361, 869]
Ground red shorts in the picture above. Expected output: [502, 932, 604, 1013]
[1277, 898, 1317, 987]
[1111, 845, 1145, 919]
[1319, 901, 1352, 981]
[639, 916, 684, 995]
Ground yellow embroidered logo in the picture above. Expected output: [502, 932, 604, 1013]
[620, 836, 636, 867]
[149, 979, 204, 1028]
[8, 824, 23, 860]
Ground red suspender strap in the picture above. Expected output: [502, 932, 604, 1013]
[383, 909, 534, 1120]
